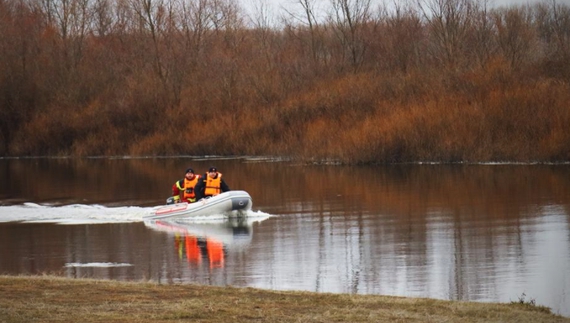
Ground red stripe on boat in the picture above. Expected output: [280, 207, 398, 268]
[155, 204, 188, 215]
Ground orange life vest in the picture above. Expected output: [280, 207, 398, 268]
[177, 175, 200, 202]
[205, 173, 222, 196]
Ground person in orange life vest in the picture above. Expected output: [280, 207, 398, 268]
[194, 166, 230, 200]
[171, 168, 201, 203]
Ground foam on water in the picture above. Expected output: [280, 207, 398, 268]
[64, 262, 134, 268]
[0, 203, 270, 225]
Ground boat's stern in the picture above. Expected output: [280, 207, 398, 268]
[229, 190, 253, 211]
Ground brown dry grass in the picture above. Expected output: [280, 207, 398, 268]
[0, 275, 567, 323]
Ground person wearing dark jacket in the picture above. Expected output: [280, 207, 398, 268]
[194, 166, 230, 200]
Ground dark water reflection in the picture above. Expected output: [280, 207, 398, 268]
[0, 158, 569, 317]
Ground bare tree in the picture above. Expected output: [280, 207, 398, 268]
[289, 0, 323, 68]
[180, 0, 213, 64]
[466, 0, 498, 68]
[418, 0, 475, 69]
[130, 0, 166, 80]
[492, 6, 536, 70]
[384, 0, 425, 73]
[35, 0, 92, 70]
[535, 0, 570, 61]
[92, 0, 113, 36]
[328, 0, 372, 72]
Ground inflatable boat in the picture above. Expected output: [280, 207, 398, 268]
[144, 190, 252, 221]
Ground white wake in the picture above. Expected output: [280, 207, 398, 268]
[0, 203, 270, 225]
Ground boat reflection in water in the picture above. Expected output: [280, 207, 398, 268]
[144, 215, 270, 269]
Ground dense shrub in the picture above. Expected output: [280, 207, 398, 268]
[0, 0, 569, 163]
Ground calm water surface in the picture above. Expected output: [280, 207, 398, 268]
[0, 158, 569, 317]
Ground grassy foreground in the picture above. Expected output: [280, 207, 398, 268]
[0, 276, 568, 323]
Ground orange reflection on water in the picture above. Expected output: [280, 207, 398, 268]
[174, 233, 225, 268]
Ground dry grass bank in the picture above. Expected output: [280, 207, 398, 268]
[0, 275, 567, 323]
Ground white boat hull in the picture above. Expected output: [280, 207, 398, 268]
[144, 190, 252, 220]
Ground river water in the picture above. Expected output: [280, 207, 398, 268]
[0, 157, 569, 317]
